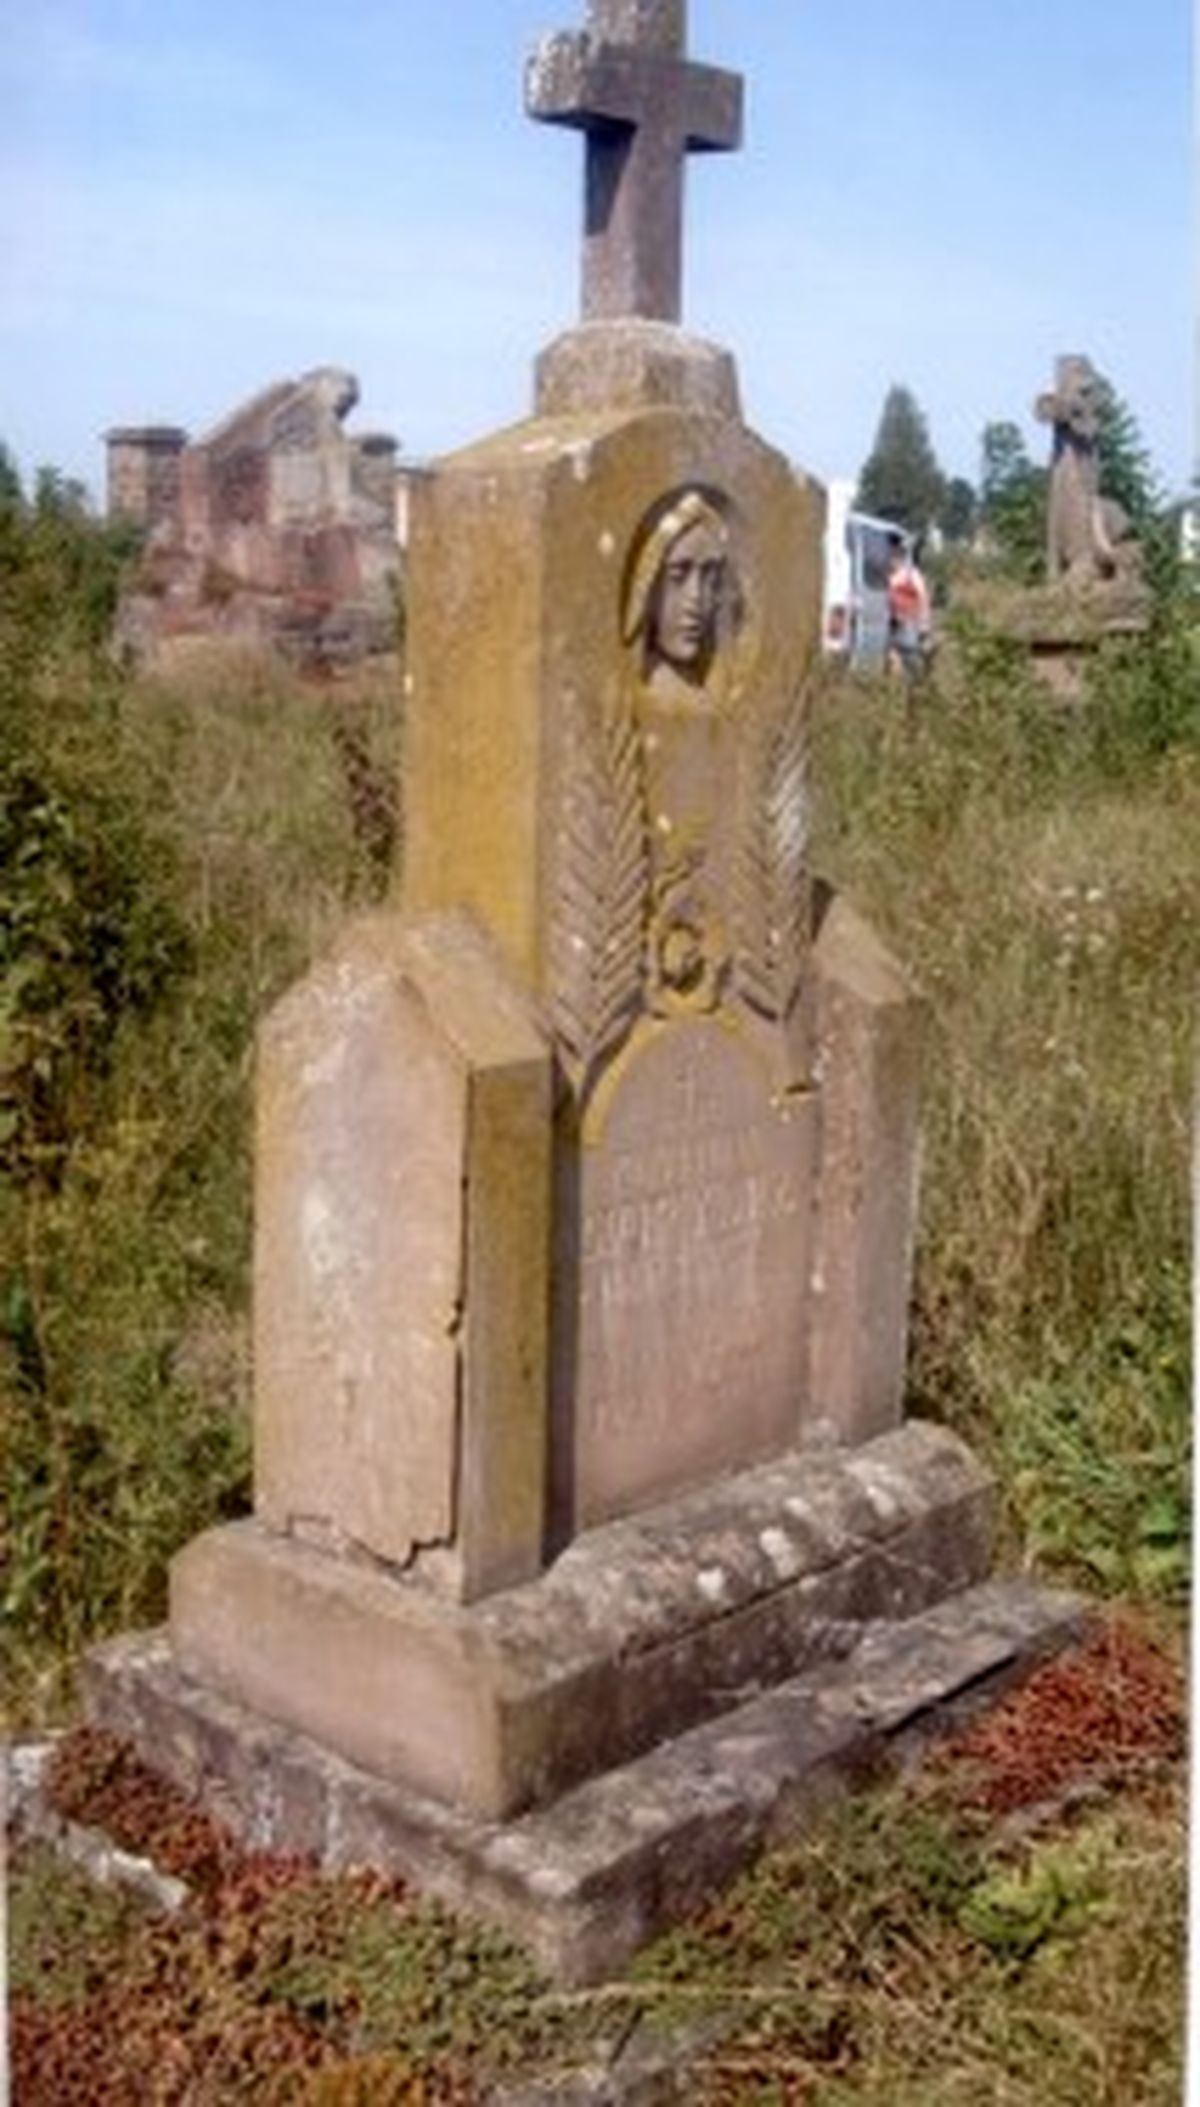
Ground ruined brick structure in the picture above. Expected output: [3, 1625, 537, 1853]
[108, 369, 401, 666]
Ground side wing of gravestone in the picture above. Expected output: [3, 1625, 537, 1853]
[254, 909, 552, 1604]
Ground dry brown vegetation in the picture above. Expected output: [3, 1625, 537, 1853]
[10, 1612, 1184, 2103]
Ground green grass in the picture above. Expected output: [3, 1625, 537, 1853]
[809, 629, 1195, 1598]
[2, 638, 399, 1721]
[5, 617, 1191, 1720]
[2, 494, 1193, 2099]
[635, 1777, 1184, 2105]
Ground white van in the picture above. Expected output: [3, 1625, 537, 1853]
[822, 480, 913, 670]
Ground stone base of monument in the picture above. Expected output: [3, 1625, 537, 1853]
[82, 1420, 1084, 1982]
[952, 575, 1152, 702]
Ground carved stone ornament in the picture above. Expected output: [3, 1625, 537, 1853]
[730, 677, 811, 1025]
[548, 680, 649, 1093]
[548, 485, 811, 1099]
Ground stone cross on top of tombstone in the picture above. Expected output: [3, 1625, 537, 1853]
[525, 0, 743, 325]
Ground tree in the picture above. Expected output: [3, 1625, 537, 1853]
[1089, 373, 1179, 602]
[1092, 375, 1162, 537]
[978, 420, 1046, 582]
[939, 476, 978, 544]
[855, 386, 946, 538]
[33, 464, 91, 521]
[980, 422, 1033, 510]
[15, 458, 141, 648]
[0, 443, 22, 519]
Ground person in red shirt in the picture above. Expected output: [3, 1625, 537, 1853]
[885, 532, 931, 679]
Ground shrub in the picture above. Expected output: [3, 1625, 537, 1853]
[1, 460, 400, 1718]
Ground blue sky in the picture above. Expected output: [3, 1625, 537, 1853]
[2, 1, 1192, 505]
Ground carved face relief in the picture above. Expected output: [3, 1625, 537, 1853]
[624, 489, 736, 690]
[652, 519, 728, 673]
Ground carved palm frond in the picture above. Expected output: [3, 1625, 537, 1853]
[548, 684, 648, 1091]
[731, 679, 811, 1022]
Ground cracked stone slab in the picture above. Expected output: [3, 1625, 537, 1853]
[84, 1574, 1086, 1984]
[168, 1420, 996, 1819]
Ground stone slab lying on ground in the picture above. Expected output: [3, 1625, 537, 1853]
[169, 1420, 995, 1822]
[84, 1575, 1086, 1985]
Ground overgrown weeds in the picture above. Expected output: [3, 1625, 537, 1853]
[2, 482, 399, 1719]
[3, 492, 1194, 1712]
[10, 1616, 1185, 2103]
[3, 470, 1193, 2100]
[811, 634, 1195, 1599]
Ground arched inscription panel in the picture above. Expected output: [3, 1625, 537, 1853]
[564, 1015, 815, 1529]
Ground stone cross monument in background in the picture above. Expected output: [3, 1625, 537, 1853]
[1035, 353, 1142, 587]
[88, 0, 1082, 1986]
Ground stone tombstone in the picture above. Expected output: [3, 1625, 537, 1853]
[1035, 354, 1142, 586]
[954, 355, 1151, 692]
[403, 407, 831, 1543]
[172, 0, 922, 1656]
[81, 0, 1079, 1985]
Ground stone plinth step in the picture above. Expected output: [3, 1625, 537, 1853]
[84, 1575, 1085, 1985]
[167, 1421, 998, 1822]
